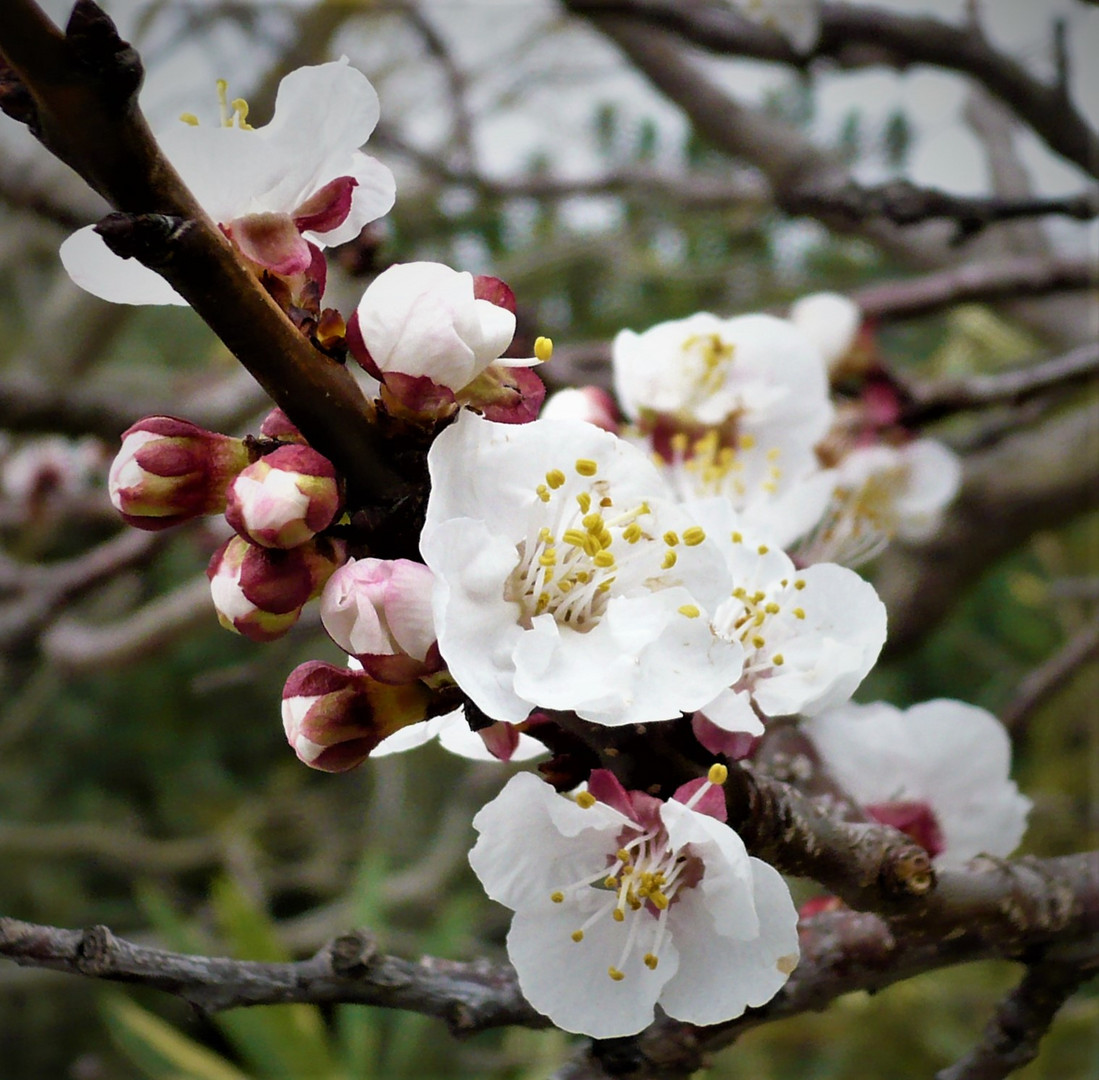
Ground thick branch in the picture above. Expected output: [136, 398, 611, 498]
[0, 0, 401, 503]
[564, 0, 1099, 178]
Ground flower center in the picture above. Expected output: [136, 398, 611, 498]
[712, 538, 807, 676]
[681, 332, 736, 405]
[665, 428, 785, 504]
[548, 776, 726, 981]
[505, 458, 702, 632]
[178, 79, 254, 130]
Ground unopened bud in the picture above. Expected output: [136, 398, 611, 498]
[109, 416, 249, 530]
[208, 534, 345, 642]
[225, 444, 340, 549]
[259, 408, 307, 444]
[282, 660, 433, 771]
[320, 557, 442, 683]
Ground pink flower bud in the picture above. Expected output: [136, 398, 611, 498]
[320, 557, 442, 683]
[259, 408, 307, 444]
[108, 416, 250, 530]
[225, 445, 341, 549]
[282, 660, 432, 771]
[208, 535, 346, 642]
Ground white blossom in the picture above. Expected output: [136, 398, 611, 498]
[788, 292, 862, 374]
[469, 769, 799, 1038]
[802, 699, 1031, 869]
[61, 60, 395, 305]
[421, 413, 745, 727]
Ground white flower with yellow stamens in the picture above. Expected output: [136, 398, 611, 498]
[421, 412, 745, 726]
[612, 312, 832, 436]
[691, 504, 886, 734]
[469, 767, 799, 1038]
[795, 439, 962, 568]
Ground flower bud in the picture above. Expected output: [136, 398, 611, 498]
[208, 534, 345, 642]
[225, 445, 340, 549]
[259, 408, 307, 444]
[282, 660, 433, 771]
[109, 416, 250, 530]
[321, 557, 442, 683]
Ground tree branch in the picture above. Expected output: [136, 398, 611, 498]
[0, 919, 547, 1036]
[935, 960, 1090, 1080]
[563, 0, 1099, 178]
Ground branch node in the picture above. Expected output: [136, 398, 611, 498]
[881, 845, 937, 898]
[77, 924, 115, 975]
[95, 212, 194, 268]
[65, 0, 143, 106]
[328, 929, 379, 977]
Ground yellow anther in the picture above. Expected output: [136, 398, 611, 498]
[664, 531, 680, 546]
[795, 579, 806, 590]
[604, 876, 618, 889]
[757, 544, 770, 555]
[179, 112, 200, 126]
[539, 526, 553, 542]
[762, 481, 778, 493]
[678, 604, 701, 618]
[538, 551, 557, 567]
[563, 529, 588, 548]
[577, 491, 592, 513]
[793, 607, 806, 619]
[536, 593, 550, 613]
[662, 550, 677, 570]
[767, 447, 781, 461]
[650, 891, 669, 910]
[670, 432, 689, 454]
[708, 763, 729, 785]
[576, 791, 596, 809]
[752, 635, 766, 649]
[612, 909, 625, 923]
[597, 577, 616, 591]
[551, 891, 565, 903]
[572, 930, 585, 943]
[575, 571, 591, 584]
[733, 587, 747, 600]
[593, 550, 615, 568]
[600, 496, 613, 508]
[772, 654, 785, 666]
[534, 336, 554, 362]
[229, 98, 253, 128]
[598, 528, 613, 549]
[623, 523, 642, 543]
[557, 580, 573, 594]
[536, 484, 550, 503]
[752, 591, 766, 604]
[644, 953, 659, 970]
[582, 513, 604, 531]
[583, 535, 602, 557]
[617, 848, 631, 863]
[731, 531, 743, 543]
[753, 612, 766, 626]
[765, 602, 780, 614]
[575, 459, 598, 477]
[608, 967, 625, 981]
[682, 526, 706, 547]
[739, 433, 756, 450]
[546, 469, 566, 489]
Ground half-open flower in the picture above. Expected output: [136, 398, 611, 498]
[109, 416, 249, 530]
[469, 768, 799, 1038]
[801, 699, 1031, 868]
[348, 261, 547, 421]
[421, 413, 745, 726]
[321, 558, 443, 683]
[225, 445, 340, 549]
[61, 60, 395, 306]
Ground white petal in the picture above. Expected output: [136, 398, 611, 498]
[60, 228, 188, 306]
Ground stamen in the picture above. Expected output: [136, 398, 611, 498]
[682, 526, 706, 547]
[575, 792, 596, 809]
[179, 112, 199, 126]
[546, 469, 566, 489]
[534, 336, 554, 362]
[608, 967, 625, 981]
[575, 459, 598, 477]
[678, 604, 701, 618]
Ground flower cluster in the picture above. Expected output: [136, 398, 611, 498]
[81, 59, 1026, 1043]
